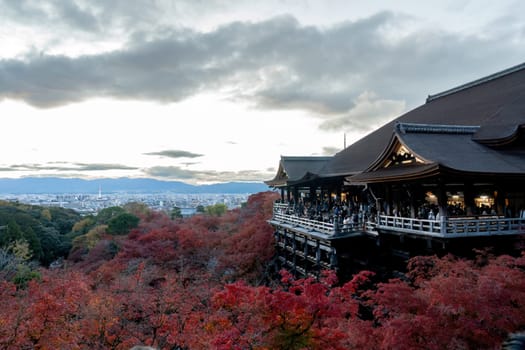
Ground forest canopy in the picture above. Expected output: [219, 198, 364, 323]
[0, 192, 524, 349]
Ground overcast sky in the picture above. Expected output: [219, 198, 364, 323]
[1, 0, 524, 184]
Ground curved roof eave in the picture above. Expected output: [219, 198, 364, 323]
[319, 62, 525, 177]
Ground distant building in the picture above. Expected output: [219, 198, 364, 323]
[266, 62, 525, 278]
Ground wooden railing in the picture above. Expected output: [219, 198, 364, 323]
[444, 216, 525, 237]
[272, 213, 335, 235]
[273, 202, 290, 212]
[271, 203, 525, 238]
[377, 215, 443, 236]
[271, 203, 363, 236]
[374, 215, 525, 238]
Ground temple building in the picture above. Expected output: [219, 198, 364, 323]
[266, 62, 525, 278]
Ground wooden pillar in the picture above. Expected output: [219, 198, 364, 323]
[436, 181, 448, 236]
[286, 186, 291, 202]
[495, 186, 506, 216]
[408, 184, 417, 218]
[464, 182, 476, 216]
[436, 181, 448, 218]
[384, 184, 392, 215]
[310, 186, 316, 203]
[330, 247, 338, 269]
[280, 188, 285, 202]
[303, 236, 308, 257]
[292, 233, 297, 274]
[293, 187, 299, 205]
[375, 198, 382, 223]
[315, 240, 321, 269]
[334, 216, 340, 235]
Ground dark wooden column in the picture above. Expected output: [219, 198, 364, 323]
[464, 182, 476, 216]
[328, 186, 333, 208]
[384, 184, 392, 215]
[309, 186, 317, 203]
[408, 184, 417, 218]
[436, 180, 448, 218]
[495, 186, 506, 216]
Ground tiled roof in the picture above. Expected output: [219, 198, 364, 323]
[320, 62, 525, 177]
[265, 156, 332, 187]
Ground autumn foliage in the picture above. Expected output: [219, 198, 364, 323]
[1, 191, 525, 349]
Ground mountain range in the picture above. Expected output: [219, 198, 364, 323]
[0, 177, 270, 194]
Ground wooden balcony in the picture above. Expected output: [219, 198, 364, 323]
[378, 215, 525, 238]
[271, 203, 525, 239]
[271, 203, 368, 238]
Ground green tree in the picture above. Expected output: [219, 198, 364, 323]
[21, 226, 42, 261]
[0, 220, 42, 259]
[38, 227, 70, 266]
[171, 206, 183, 219]
[72, 217, 95, 235]
[40, 208, 52, 221]
[96, 206, 126, 224]
[123, 202, 151, 217]
[8, 239, 32, 262]
[47, 206, 82, 234]
[12, 264, 41, 289]
[4, 240, 40, 288]
[205, 203, 228, 217]
[107, 213, 140, 235]
[196, 205, 205, 213]
[0, 220, 23, 246]
[0, 203, 81, 266]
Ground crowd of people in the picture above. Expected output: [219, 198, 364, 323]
[277, 197, 373, 229]
[277, 196, 510, 226]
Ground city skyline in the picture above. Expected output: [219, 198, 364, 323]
[1, 0, 524, 184]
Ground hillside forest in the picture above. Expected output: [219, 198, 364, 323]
[0, 192, 525, 349]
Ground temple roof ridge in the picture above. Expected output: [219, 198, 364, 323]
[396, 122, 480, 135]
[281, 155, 333, 160]
[426, 61, 525, 103]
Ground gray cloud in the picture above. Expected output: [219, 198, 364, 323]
[144, 166, 197, 180]
[318, 91, 406, 131]
[73, 163, 138, 171]
[144, 150, 204, 159]
[1, 10, 524, 132]
[321, 146, 341, 155]
[144, 165, 273, 182]
[4, 162, 137, 172]
[0, 0, 157, 34]
[180, 162, 200, 167]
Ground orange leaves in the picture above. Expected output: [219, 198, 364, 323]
[365, 254, 525, 349]
[207, 270, 371, 349]
[2, 192, 525, 349]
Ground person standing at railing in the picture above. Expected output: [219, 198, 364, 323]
[343, 216, 352, 229]
[352, 211, 359, 227]
[333, 213, 340, 234]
